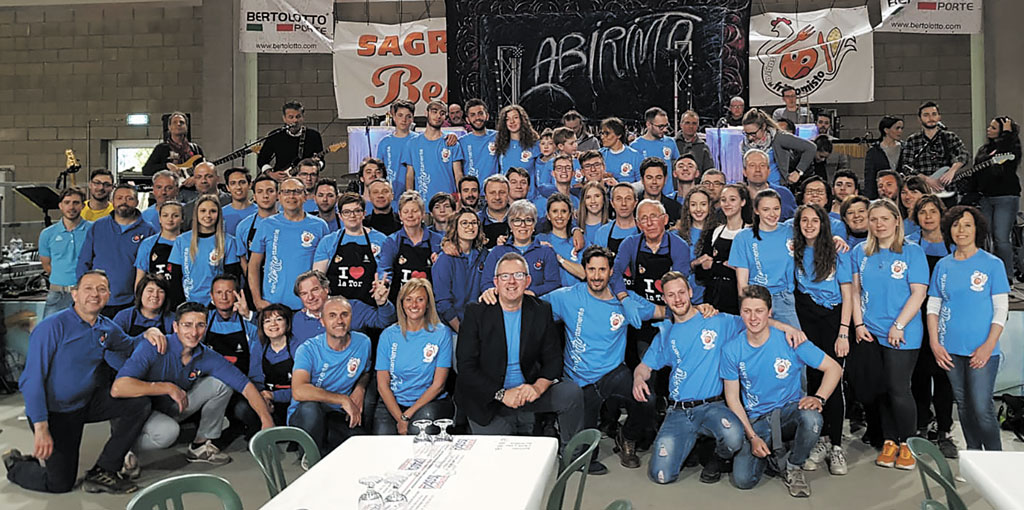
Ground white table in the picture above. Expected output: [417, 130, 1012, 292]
[959, 450, 1024, 510]
[260, 435, 559, 510]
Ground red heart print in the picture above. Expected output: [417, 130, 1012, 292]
[349, 266, 365, 279]
[654, 280, 663, 293]
[411, 271, 427, 279]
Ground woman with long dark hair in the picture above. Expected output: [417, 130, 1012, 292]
[792, 204, 853, 475]
[694, 184, 751, 314]
[433, 208, 489, 332]
[927, 206, 1009, 452]
[864, 116, 904, 199]
[494, 104, 540, 181]
[899, 175, 929, 238]
[676, 186, 714, 304]
[973, 116, 1022, 282]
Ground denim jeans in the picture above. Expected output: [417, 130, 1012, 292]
[732, 401, 822, 490]
[947, 354, 1002, 451]
[649, 402, 744, 484]
[771, 291, 802, 330]
[42, 290, 73, 319]
[289, 401, 365, 456]
[373, 397, 455, 435]
[979, 195, 1019, 280]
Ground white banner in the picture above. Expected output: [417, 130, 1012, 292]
[877, 0, 982, 34]
[749, 7, 874, 105]
[332, 18, 449, 119]
[240, 0, 334, 54]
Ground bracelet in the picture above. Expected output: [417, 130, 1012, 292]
[812, 395, 827, 405]
[840, 323, 850, 328]
[854, 323, 865, 328]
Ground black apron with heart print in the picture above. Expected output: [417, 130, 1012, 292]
[326, 229, 377, 305]
[388, 235, 433, 303]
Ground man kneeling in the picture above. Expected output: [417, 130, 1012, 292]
[112, 302, 274, 465]
[721, 285, 842, 497]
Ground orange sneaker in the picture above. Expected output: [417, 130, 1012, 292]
[895, 443, 916, 470]
[875, 440, 898, 468]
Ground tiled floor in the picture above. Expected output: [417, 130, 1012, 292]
[0, 392, 1020, 510]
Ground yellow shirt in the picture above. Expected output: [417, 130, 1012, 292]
[80, 201, 113, 221]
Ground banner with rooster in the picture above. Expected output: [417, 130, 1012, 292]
[749, 7, 874, 105]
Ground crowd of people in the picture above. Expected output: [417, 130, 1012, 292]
[5, 94, 1020, 501]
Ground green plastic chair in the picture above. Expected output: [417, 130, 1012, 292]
[605, 500, 633, 510]
[546, 428, 602, 510]
[249, 426, 322, 497]
[907, 437, 967, 510]
[126, 474, 242, 510]
[922, 500, 948, 510]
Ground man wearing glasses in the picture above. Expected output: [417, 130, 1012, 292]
[479, 200, 561, 300]
[247, 178, 330, 311]
[293, 158, 324, 214]
[700, 170, 727, 205]
[674, 110, 714, 175]
[576, 150, 618, 190]
[772, 86, 812, 126]
[401, 99, 465, 204]
[312, 193, 387, 306]
[81, 169, 115, 221]
[631, 107, 680, 195]
[457, 253, 584, 452]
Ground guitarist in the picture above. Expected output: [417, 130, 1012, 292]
[901, 101, 969, 197]
[142, 112, 204, 176]
[973, 116, 1022, 283]
[257, 101, 324, 172]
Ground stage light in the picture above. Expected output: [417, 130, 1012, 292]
[126, 114, 149, 126]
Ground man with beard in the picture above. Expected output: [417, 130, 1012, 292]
[293, 159, 323, 214]
[402, 100, 465, 203]
[142, 111, 204, 176]
[313, 178, 342, 233]
[39, 187, 91, 318]
[82, 169, 114, 221]
[458, 176, 482, 212]
[901, 101, 969, 192]
[258, 101, 324, 172]
[78, 184, 156, 317]
[459, 99, 499, 180]
[631, 107, 680, 195]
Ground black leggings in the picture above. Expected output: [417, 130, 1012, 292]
[911, 334, 954, 434]
[879, 347, 919, 443]
[794, 292, 846, 446]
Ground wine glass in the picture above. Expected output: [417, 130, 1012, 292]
[357, 476, 384, 510]
[412, 419, 434, 443]
[382, 473, 409, 510]
[433, 418, 454, 442]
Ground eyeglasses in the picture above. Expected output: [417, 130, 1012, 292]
[703, 181, 725, 187]
[743, 130, 760, 139]
[458, 220, 479, 227]
[637, 214, 664, 224]
[279, 189, 304, 196]
[805, 189, 827, 196]
[581, 162, 604, 170]
[296, 172, 319, 179]
[653, 123, 670, 129]
[509, 217, 536, 227]
[91, 181, 113, 187]
[340, 209, 364, 217]
[496, 272, 527, 281]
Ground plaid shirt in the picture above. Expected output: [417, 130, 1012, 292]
[900, 129, 969, 176]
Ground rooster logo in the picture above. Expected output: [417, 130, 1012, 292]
[756, 15, 858, 100]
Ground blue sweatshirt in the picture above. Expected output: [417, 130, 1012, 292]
[77, 212, 157, 307]
[610, 232, 691, 296]
[117, 334, 251, 393]
[433, 248, 489, 323]
[377, 227, 443, 283]
[19, 307, 143, 423]
[248, 335, 308, 403]
[481, 240, 561, 296]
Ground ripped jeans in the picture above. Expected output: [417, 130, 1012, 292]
[732, 400, 823, 490]
[648, 402, 743, 484]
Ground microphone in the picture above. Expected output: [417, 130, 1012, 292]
[267, 124, 289, 136]
[937, 121, 947, 130]
[717, 117, 729, 128]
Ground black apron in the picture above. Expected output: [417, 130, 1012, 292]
[262, 341, 294, 392]
[205, 312, 251, 371]
[625, 236, 674, 369]
[388, 234, 434, 303]
[126, 308, 169, 336]
[149, 238, 186, 309]
[483, 218, 509, 250]
[605, 225, 632, 258]
[326, 229, 377, 304]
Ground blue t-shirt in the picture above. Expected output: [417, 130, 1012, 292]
[536, 232, 582, 287]
[498, 139, 538, 177]
[728, 223, 795, 294]
[928, 250, 1010, 357]
[795, 246, 853, 308]
[849, 241, 929, 349]
[377, 132, 419, 205]
[169, 232, 241, 304]
[904, 218, 921, 239]
[543, 283, 655, 385]
[375, 324, 453, 406]
[38, 219, 91, 286]
[250, 214, 330, 310]
[235, 212, 272, 256]
[401, 134, 465, 202]
[116, 334, 250, 393]
[720, 327, 826, 419]
[643, 313, 745, 402]
[141, 207, 160, 231]
[906, 231, 951, 259]
[600, 146, 643, 182]
[223, 203, 258, 235]
[460, 130, 499, 180]
[583, 220, 608, 248]
[502, 309, 525, 389]
[288, 332, 372, 422]
[630, 137, 679, 194]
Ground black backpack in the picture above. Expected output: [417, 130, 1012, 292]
[996, 393, 1024, 441]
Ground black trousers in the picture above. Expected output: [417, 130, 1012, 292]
[583, 364, 656, 447]
[794, 292, 846, 446]
[7, 384, 151, 493]
[911, 337, 955, 435]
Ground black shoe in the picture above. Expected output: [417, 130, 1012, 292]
[82, 466, 138, 494]
[683, 448, 701, 468]
[699, 454, 725, 484]
[936, 434, 958, 459]
[588, 460, 609, 475]
[3, 448, 24, 472]
[613, 430, 641, 469]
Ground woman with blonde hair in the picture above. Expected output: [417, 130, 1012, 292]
[378, 191, 442, 303]
[577, 180, 609, 247]
[374, 278, 455, 435]
[169, 194, 242, 304]
[848, 198, 928, 471]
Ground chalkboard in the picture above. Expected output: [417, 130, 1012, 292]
[446, 0, 750, 124]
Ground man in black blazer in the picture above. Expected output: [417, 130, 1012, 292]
[456, 252, 583, 449]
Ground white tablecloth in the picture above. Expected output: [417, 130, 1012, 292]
[960, 450, 1024, 510]
[260, 435, 559, 510]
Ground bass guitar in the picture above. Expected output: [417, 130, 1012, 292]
[927, 153, 1016, 199]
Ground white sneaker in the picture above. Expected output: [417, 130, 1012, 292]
[300, 453, 310, 471]
[803, 438, 830, 471]
[119, 450, 141, 480]
[828, 445, 848, 475]
[186, 440, 231, 465]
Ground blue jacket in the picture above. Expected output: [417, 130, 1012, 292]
[610, 232, 691, 296]
[433, 248, 489, 323]
[377, 227, 443, 282]
[290, 300, 398, 342]
[248, 335, 307, 403]
[77, 212, 156, 306]
[481, 240, 561, 296]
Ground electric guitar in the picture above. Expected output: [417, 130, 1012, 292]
[928, 153, 1016, 198]
[168, 144, 263, 175]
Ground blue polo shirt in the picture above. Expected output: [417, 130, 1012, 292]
[720, 327, 826, 419]
[77, 213, 156, 307]
[288, 332, 373, 422]
[19, 307, 141, 422]
[39, 219, 91, 286]
[610, 232, 691, 296]
[375, 324, 453, 406]
[117, 334, 250, 393]
[250, 213, 330, 310]
[643, 313, 745, 402]
[460, 130, 499, 180]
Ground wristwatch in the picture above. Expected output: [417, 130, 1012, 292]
[400, 413, 411, 422]
[494, 388, 506, 401]
[894, 320, 905, 331]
